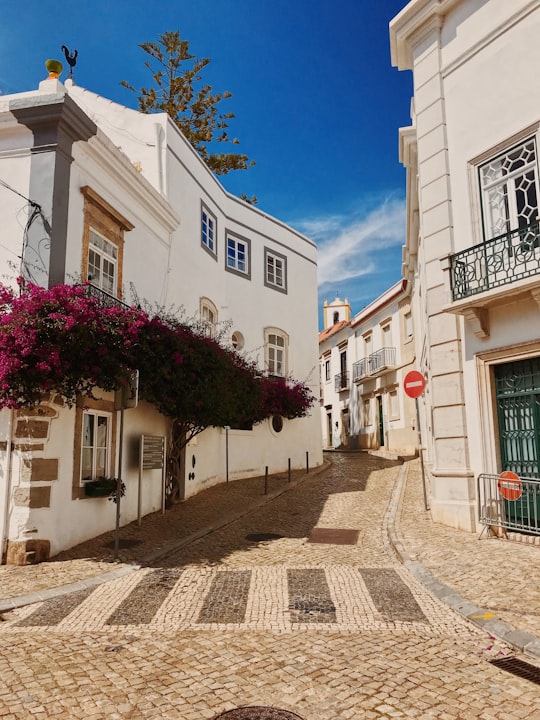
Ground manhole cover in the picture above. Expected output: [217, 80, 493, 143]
[103, 538, 142, 549]
[214, 708, 304, 720]
[245, 533, 284, 542]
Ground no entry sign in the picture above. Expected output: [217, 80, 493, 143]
[497, 470, 522, 501]
[404, 370, 426, 399]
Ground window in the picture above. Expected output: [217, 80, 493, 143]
[265, 328, 289, 377]
[363, 398, 371, 426]
[201, 205, 217, 257]
[480, 138, 539, 241]
[381, 322, 392, 348]
[404, 312, 413, 340]
[88, 230, 118, 295]
[389, 390, 400, 420]
[200, 297, 218, 338]
[81, 186, 132, 301]
[363, 332, 372, 358]
[81, 410, 111, 483]
[264, 248, 287, 293]
[325, 359, 330, 381]
[231, 331, 244, 350]
[226, 233, 251, 278]
[271, 415, 284, 433]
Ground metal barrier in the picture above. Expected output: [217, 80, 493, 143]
[478, 473, 540, 537]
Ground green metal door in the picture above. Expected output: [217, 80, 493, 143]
[495, 358, 540, 478]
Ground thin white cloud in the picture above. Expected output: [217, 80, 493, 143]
[295, 196, 406, 289]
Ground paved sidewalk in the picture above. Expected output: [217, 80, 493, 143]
[391, 459, 540, 659]
[1, 454, 539, 660]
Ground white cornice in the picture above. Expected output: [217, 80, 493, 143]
[82, 130, 180, 235]
[390, 0, 462, 70]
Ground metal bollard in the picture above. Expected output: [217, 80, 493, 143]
[264, 466, 268, 495]
[288, 458, 291, 483]
[306, 451, 309, 474]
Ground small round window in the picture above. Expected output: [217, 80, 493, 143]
[271, 415, 284, 433]
[231, 331, 244, 351]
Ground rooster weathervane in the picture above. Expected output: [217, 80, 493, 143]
[61, 45, 78, 80]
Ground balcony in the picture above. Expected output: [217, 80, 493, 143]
[368, 347, 396, 376]
[450, 222, 540, 300]
[447, 223, 540, 338]
[334, 371, 350, 392]
[352, 358, 367, 383]
[353, 348, 396, 383]
[81, 283, 131, 310]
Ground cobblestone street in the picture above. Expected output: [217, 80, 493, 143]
[1, 453, 539, 719]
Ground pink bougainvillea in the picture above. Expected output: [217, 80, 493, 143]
[0, 282, 315, 437]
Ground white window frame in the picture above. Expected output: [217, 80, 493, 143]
[88, 228, 118, 296]
[225, 232, 251, 279]
[80, 409, 112, 484]
[201, 204, 217, 258]
[265, 327, 289, 377]
[479, 136, 540, 242]
[264, 248, 287, 293]
[325, 359, 331, 382]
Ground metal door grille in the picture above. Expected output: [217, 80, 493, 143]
[495, 359, 540, 478]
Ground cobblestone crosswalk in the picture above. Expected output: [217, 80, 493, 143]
[4, 563, 475, 636]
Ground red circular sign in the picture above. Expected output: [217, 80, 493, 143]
[497, 471, 522, 501]
[403, 370, 426, 399]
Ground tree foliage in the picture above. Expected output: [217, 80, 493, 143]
[121, 31, 255, 177]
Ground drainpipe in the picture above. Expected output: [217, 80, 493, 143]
[0, 410, 14, 564]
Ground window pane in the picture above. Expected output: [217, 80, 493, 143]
[83, 414, 94, 446]
[95, 449, 107, 478]
[96, 415, 108, 448]
[88, 249, 101, 283]
[202, 211, 215, 251]
[81, 448, 93, 480]
[102, 259, 115, 294]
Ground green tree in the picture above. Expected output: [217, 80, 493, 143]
[121, 30, 255, 178]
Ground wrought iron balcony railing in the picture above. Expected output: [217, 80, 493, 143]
[353, 348, 396, 383]
[450, 222, 540, 301]
[368, 347, 396, 375]
[352, 358, 367, 383]
[334, 371, 350, 392]
[81, 283, 131, 310]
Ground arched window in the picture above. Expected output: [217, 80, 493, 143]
[264, 327, 289, 377]
[199, 297, 218, 338]
[231, 331, 245, 350]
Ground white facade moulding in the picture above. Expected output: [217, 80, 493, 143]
[389, 0, 462, 70]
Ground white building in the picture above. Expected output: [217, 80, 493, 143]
[319, 282, 417, 456]
[391, 0, 540, 531]
[0, 68, 322, 563]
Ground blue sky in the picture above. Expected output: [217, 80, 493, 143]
[0, 1, 412, 329]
